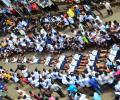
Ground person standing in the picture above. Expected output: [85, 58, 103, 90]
[50, 82, 65, 97]
[88, 75, 103, 93]
[90, 0, 103, 17]
[101, 1, 113, 15]
[92, 90, 102, 100]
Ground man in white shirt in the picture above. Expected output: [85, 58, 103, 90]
[42, 68, 49, 77]
[63, 17, 69, 26]
[31, 77, 39, 87]
[33, 68, 39, 79]
[13, 73, 19, 83]
[102, 1, 113, 15]
[50, 82, 65, 97]
[45, 55, 52, 66]
[31, 56, 40, 64]
[115, 81, 120, 92]
[21, 68, 29, 78]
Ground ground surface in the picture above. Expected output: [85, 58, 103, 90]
[1, 6, 120, 100]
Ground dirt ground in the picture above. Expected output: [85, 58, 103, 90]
[1, 6, 120, 100]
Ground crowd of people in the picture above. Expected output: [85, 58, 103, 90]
[0, 44, 120, 99]
[0, 0, 59, 15]
[0, 2, 120, 59]
[0, 0, 120, 100]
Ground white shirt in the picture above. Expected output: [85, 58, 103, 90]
[79, 94, 88, 100]
[33, 71, 39, 79]
[77, 79, 85, 87]
[13, 74, 19, 83]
[40, 81, 48, 89]
[12, 57, 18, 62]
[47, 0, 54, 6]
[23, 57, 27, 63]
[40, 28, 47, 37]
[42, 71, 49, 77]
[68, 17, 74, 24]
[11, 33, 17, 39]
[64, 18, 69, 25]
[56, 62, 62, 69]
[86, 15, 94, 23]
[28, 77, 32, 83]
[115, 82, 120, 91]
[78, 36, 84, 44]
[103, 2, 111, 10]
[45, 56, 52, 66]
[88, 60, 95, 66]
[83, 77, 90, 87]
[79, 15, 85, 22]
[61, 74, 68, 85]
[110, 49, 118, 56]
[59, 55, 66, 62]
[79, 23, 85, 32]
[117, 65, 120, 70]
[96, 75, 104, 85]
[51, 72, 57, 80]
[31, 79, 39, 87]
[22, 68, 28, 78]
[32, 57, 39, 64]
[74, 54, 80, 61]
[89, 54, 96, 61]
[19, 29, 26, 35]
[108, 54, 115, 62]
[22, 20, 27, 26]
[84, 5, 90, 11]
[107, 74, 114, 84]
[44, 78, 51, 86]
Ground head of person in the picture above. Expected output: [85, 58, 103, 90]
[35, 68, 38, 72]
[95, 73, 99, 78]
[89, 75, 92, 79]
[43, 68, 46, 72]
[18, 96, 22, 100]
[15, 87, 19, 90]
[10, 69, 13, 72]
[23, 95, 27, 99]
[29, 91, 32, 95]
[82, 74, 85, 78]
[32, 77, 35, 80]
[0, 66, 3, 69]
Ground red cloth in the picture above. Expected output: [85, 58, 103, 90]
[67, 0, 74, 3]
[8, 8, 17, 14]
[20, 77, 29, 84]
[31, 3, 39, 11]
